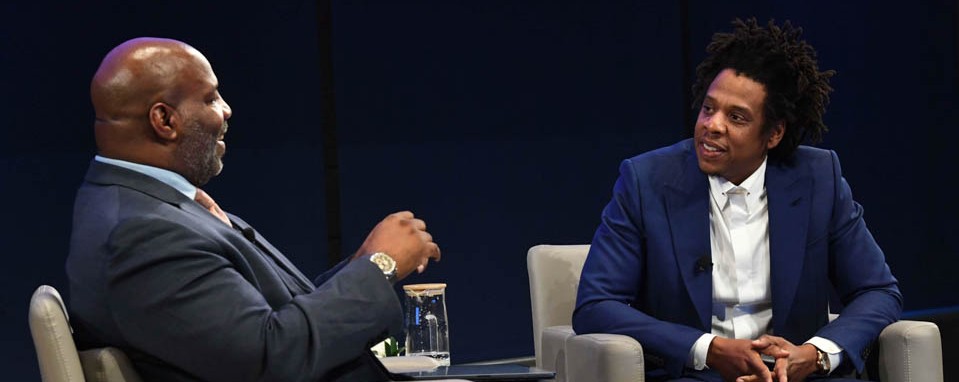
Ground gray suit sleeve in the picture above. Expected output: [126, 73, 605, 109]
[105, 217, 402, 382]
[314, 258, 350, 286]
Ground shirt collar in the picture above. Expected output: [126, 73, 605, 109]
[708, 157, 767, 208]
[94, 155, 197, 200]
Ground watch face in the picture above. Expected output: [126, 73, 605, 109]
[371, 252, 396, 274]
[817, 349, 829, 374]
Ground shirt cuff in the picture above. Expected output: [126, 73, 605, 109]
[805, 336, 843, 374]
[688, 333, 717, 370]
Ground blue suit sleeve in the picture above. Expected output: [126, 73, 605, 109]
[573, 159, 705, 377]
[815, 150, 902, 371]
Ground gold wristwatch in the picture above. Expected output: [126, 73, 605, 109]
[369, 252, 397, 283]
[814, 346, 831, 375]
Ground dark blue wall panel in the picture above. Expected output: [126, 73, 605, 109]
[331, 1, 684, 362]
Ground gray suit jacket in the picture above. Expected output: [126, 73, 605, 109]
[66, 160, 402, 381]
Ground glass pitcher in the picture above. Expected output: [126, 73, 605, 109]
[403, 283, 450, 365]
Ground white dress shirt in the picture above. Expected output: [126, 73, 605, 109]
[687, 158, 842, 373]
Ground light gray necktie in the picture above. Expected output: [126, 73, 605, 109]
[727, 187, 749, 227]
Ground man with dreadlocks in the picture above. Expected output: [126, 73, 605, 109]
[573, 18, 901, 382]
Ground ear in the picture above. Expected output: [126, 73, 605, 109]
[148, 102, 178, 141]
[766, 121, 785, 150]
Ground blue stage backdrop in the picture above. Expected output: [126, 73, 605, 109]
[1, 1, 956, 380]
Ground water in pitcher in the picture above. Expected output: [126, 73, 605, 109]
[403, 283, 451, 366]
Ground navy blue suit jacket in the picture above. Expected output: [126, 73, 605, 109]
[573, 139, 901, 378]
[66, 161, 401, 381]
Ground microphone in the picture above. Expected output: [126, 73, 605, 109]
[241, 227, 256, 242]
[696, 255, 712, 272]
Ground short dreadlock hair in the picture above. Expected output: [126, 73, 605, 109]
[691, 18, 835, 161]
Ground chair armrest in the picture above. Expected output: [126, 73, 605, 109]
[78, 347, 143, 382]
[878, 320, 943, 382]
[541, 325, 576, 381]
[565, 333, 644, 382]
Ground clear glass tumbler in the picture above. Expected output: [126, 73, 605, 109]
[403, 283, 450, 365]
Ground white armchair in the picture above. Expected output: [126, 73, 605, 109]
[28, 285, 143, 382]
[526, 244, 944, 382]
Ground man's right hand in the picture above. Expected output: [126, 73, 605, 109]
[706, 337, 785, 382]
[354, 211, 442, 280]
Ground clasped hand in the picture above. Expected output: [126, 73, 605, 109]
[707, 335, 819, 382]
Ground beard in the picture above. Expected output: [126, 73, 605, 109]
[175, 120, 225, 186]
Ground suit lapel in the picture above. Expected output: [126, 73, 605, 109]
[765, 159, 811, 332]
[664, 149, 712, 330]
[658, 149, 813, 333]
[228, 215, 316, 292]
[86, 160, 316, 294]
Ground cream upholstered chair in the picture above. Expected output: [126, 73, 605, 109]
[527, 244, 945, 382]
[28, 285, 143, 382]
[528, 244, 644, 382]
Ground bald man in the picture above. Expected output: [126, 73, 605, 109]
[66, 37, 441, 381]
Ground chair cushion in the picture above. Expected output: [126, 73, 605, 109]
[542, 325, 576, 381]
